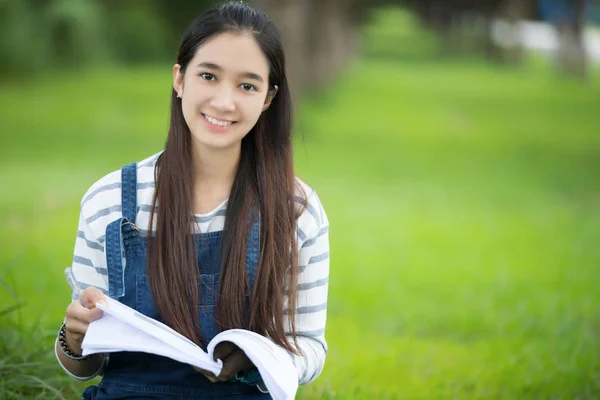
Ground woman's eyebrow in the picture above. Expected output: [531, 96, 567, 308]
[196, 62, 264, 83]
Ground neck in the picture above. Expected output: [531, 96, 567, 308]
[191, 142, 240, 198]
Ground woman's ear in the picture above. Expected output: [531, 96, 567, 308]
[262, 85, 278, 112]
[173, 64, 183, 98]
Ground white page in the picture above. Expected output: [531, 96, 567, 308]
[83, 314, 204, 370]
[83, 297, 223, 375]
[208, 329, 298, 400]
[83, 298, 298, 399]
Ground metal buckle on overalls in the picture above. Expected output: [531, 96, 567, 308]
[121, 221, 139, 233]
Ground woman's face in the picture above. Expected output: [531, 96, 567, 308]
[173, 31, 276, 152]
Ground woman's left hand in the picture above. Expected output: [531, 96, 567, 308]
[212, 341, 254, 382]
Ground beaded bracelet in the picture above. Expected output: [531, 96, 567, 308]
[58, 322, 91, 361]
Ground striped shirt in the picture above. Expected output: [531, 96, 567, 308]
[62, 152, 330, 385]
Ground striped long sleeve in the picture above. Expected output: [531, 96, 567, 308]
[71, 207, 110, 295]
[284, 189, 330, 385]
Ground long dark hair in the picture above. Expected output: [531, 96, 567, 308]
[147, 1, 300, 354]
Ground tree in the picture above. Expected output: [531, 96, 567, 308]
[556, 0, 588, 77]
[251, 0, 367, 93]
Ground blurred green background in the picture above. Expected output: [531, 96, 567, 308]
[1, 0, 599, 399]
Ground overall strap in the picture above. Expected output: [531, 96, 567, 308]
[106, 162, 138, 298]
[121, 162, 138, 224]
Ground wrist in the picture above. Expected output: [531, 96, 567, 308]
[58, 322, 89, 361]
[55, 336, 107, 381]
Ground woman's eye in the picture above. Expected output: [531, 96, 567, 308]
[200, 73, 215, 81]
[240, 83, 256, 92]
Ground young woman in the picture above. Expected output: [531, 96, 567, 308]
[54, 2, 330, 398]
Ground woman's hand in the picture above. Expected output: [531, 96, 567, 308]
[194, 341, 254, 382]
[213, 341, 254, 382]
[64, 287, 106, 355]
[193, 366, 219, 382]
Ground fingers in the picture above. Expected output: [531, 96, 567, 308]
[66, 298, 104, 323]
[86, 306, 104, 322]
[63, 288, 105, 355]
[63, 317, 88, 354]
[80, 287, 106, 309]
[213, 341, 236, 361]
[193, 367, 218, 383]
[64, 318, 88, 337]
[195, 344, 254, 383]
[216, 349, 253, 382]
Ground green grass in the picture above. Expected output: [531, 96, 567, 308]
[1, 7, 599, 399]
[0, 315, 82, 399]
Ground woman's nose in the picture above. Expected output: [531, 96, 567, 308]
[210, 86, 235, 112]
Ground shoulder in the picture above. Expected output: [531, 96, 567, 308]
[294, 177, 328, 241]
[79, 152, 161, 239]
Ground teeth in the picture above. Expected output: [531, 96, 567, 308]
[204, 114, 233, 127]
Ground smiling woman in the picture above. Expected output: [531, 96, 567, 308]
[53, 2, 330, 399]
[174, 32, 278, 150]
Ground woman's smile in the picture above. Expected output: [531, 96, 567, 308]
[202, 113, 237, 132]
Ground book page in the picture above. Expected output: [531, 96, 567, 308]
[82, 297, 223, 376]
[83, 313, 201, 367]
[208, 329, 298, 400]
[82, 298, 298, 399]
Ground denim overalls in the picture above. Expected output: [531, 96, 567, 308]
[83, 162, 270, 399]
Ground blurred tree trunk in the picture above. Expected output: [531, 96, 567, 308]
[252, 0, 360, 94]
[252, 0, 310, 95]
[500, 0, 529, 64]
[555, 0, 587, 78]
[308, 0, 359, 89]
[479, 1, 506, 61]
[411, 0, 457, 55]
[411, 0, 507, 58]
[432, 3, 458, 56]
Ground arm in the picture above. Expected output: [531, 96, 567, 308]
[55, 316, 106, 380]
[265, 186, 332, 387]
[286, 207, 330, 385]
[56, 207, 110, 380]
[255, 196, 329, 394]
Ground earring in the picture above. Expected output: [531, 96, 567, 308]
[177, 93, 181, 98]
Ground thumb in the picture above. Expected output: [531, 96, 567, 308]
[213, 341, 236, 361]
[80, 287, 106, 309]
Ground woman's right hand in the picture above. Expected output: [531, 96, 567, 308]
[64, 287, 106, 355]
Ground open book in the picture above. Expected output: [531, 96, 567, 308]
[82, 297, 298, 400]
